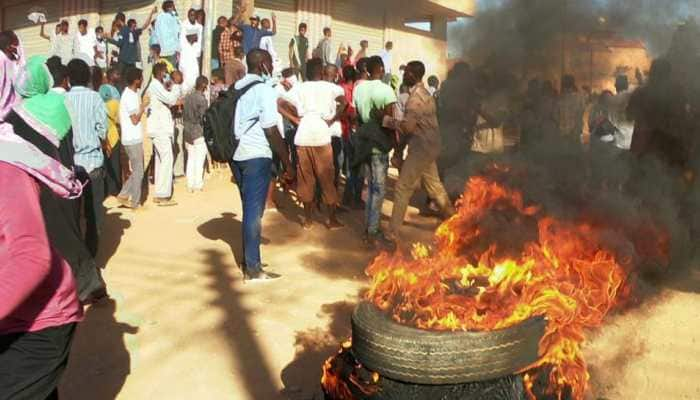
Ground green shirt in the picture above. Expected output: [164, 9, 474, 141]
[354, 79, 397, 124]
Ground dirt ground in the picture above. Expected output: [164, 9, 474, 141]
[58, 171, 700, 400]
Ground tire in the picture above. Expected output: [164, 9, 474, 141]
[351, 302, 546, 385]
[362, 373, 525, 400]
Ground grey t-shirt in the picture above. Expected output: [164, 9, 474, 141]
[183, 91, 208, 143]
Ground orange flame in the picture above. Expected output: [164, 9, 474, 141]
[364, 175, 661, 399]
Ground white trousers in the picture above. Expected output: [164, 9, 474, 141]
[180, 52, 200, 94]
[152, 135, 174, 199]
[185, 137, 207, 190]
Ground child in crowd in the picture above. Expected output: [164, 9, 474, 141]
[183, 76, 209, 192]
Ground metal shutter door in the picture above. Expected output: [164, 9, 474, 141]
[331, 0, 385, 58]
[213, 0, 233, 21]
[3, 1, 63, 59]
[254, 0, 297, 71]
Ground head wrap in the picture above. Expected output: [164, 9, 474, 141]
[13, 55, 72, 142]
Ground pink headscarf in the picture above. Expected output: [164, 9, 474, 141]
[0, 123, 84, 199]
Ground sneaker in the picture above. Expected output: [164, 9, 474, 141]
[244, 271, 282, 282]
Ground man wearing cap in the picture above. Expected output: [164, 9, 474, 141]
[233, 6, 277, 55]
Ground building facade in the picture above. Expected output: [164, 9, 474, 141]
[2, 0, 474, 78]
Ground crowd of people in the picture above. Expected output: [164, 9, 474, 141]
[0, 2, 451, 397]
[1, 2, 699, 399]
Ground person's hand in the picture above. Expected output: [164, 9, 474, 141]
[282, 166, 296, 184]
[271, 12, 277, 21]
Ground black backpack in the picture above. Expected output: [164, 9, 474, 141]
[203, 81, 262, 163]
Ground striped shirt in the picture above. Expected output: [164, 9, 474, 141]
[65, 86, 108, 173]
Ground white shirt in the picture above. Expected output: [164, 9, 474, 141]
[95, 39, 107, 68]
[233, 74, 281, 161]
[147, 80, 182, 137]
[282, 81, 344, 147]
[379, 49, 392, 74]
[260, 35, 277, 62]
[74, 31, 97, 63]
[609, 92, 634, 150]
[52, 32, 74, 65]
[120, 87, 143, 145]
[180, 20, 203, 55]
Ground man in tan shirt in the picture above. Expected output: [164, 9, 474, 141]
[384, 61, 456, 241]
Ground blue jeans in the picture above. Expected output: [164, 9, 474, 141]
[231, 158, 272, 274]
[365, 153, 389, 235]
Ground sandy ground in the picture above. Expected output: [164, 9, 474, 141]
[58, 171, 700, 400]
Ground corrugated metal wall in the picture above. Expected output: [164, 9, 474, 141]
[331, 0, 385, 57]
[3, 0, 63, 58]
[254, 0, 296, 69]
[297, 0, 331, 51]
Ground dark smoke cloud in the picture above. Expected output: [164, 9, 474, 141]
[436, 0, 700, 294]
[456, 0, 698, 69]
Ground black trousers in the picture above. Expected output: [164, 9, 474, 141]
[84, 167, 106, 257]
[0, 324, 77, 400]
[105, 143, 123, 197]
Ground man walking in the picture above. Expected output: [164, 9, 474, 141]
[353, 56, 397, 247]
[147, 62, 182, 206]
[289, 23, 309, 80]
[232, 49, 294, 281]
[383, 61, 456, 242]
[117, 68, 149, 209]
[278, 58, 346, 230]
[65, 59, 108, 256]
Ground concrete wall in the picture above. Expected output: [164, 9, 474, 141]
[3, 0, 475, 80]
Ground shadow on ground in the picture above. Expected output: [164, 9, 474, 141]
[203, 248, 282, 399]
[198, 212, 264, 271]
[281, 301, 358, 400]
[60, 299, 138, 399]
[96, 211, 131, 269]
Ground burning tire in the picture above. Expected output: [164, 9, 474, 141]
[351, 302, 545, 385]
